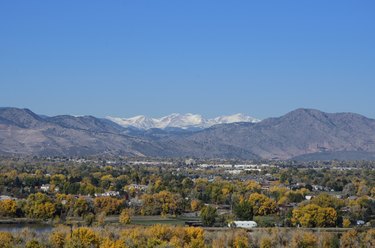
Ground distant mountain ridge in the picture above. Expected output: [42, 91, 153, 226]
[1, 107, 375, 160]
[106, 113, 260, 130]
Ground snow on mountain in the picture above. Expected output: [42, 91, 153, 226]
[212, 113, 258, 124]
[106, 113, 260, 130]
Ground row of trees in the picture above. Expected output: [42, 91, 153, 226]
[0, 225, 374, 248]
[0, 193, 125, 222]
[0, 190, 372, 228]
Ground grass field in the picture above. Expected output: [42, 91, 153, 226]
[131, 215, 200, 226]
[105, 215, 200, 226]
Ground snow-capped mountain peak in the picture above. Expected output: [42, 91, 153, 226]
[106, 113, 260, 130]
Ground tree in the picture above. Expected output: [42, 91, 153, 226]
[232, 229, 250, 248]
[49, 230, 66, 248]
[260, 237, 273, 248]
[233, 200, 253, 220]
[340, 230, 362, 248]
[73, 197, 91, 217]
[25, 240, 43, 248]
[100, 238, 125, 248]
[243, 180, 261, 193]
[363, 229, 375, 248]
[93, 197, 124, 215]
[291, 231, 317, 248]
[342, 218, 351, 228]
[309, 193, 344, 210]
[65, 227, 99, 248]
[248, 193, 277, 216]
[0, 199, 17, 217]
[96, 211, 106, 226]
[24, 193, 56, 219]
[200, 205, 217, 227]
[141, 191, 183, 216]
[191, 199, 202, 212]
[0, 232, 14, 248]
[292, 204, 337, 227]
[342, 183, 357, 197]
[119, 208, 133, 224]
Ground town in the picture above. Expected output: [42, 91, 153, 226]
[0, 156, 373, 247]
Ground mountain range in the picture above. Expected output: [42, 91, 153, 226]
[1, 107, 375, 160]
[106, 113, 260, 130]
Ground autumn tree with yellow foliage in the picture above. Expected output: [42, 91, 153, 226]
[292, 204, 337, 227]
[0, 199, 17, 217]
[248, 193, 277, 216]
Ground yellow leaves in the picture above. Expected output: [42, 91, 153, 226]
[120, 227, 145, 246]
[24, 193, 56, 219]
[340, 230, 361, 248]
[119, 208, 133, 224]
[270, 186, 288, 198]
[222, 187, 231, 196]
[100, 175, 115, 189]
[343, 218, 351, 228]
[141, 191, 183, 216]
[153, 179, 163, 191]
[50, 174, 66, 185]
[232, 229, 250, 248]
[271, 186, 308, 205]
[100, 238, 125, 248]
[73, 197, 91, 217]
[363, 229, 375, 248]
[243, 180, 261, 193]
[147, 224, 173, 241]
[292, 204, 337, 228]
[0, 232, 14, 248]
[259, 237, 273, 248]
[0, 199, 17, 217]
[277, 196, 288, 205]
[49, 230, 66, 248]
[184, 226, 204, 242]
[94, 197, 124, 215]
[119, 225, 205, 248]
[309, 193, 344, 210]
[248, 193, 277, 216]
[25, 239, 43, 248]
[340, 229, 375, 248]
[67, 227, 100, 248]
[191, 199, 202, 212]
[291, 231, 318, 248]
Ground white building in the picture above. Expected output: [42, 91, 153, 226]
[40, 184, 50, 192]
[94, 191, 120, 197]
[128, 184, 148, 191]
[305, 195, 313, 200]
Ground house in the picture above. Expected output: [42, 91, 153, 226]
[305, 195, 313, 200]
[128, 184, 148, 191]
[94, 191, 120, 197]
[229, 221, 257, 229]
[40, 184, 50, 192]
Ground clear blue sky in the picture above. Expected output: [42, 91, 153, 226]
[0, 1, 374, 119]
